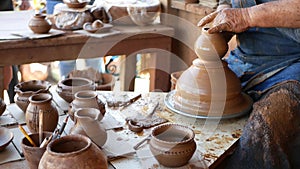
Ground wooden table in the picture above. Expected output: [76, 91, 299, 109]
[0, 90, 248, 169]
[0, 10, 174, 98]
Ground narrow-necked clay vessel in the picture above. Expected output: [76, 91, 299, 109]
[69, 90, 106, 121]
[70, 108, 107, 147]
[56, 77, 95, 103]
[38, 134, 108, 169]
[149, 123, 196, 167]
[28, 14, 52, 34]
[14, 80, 51, 113]
[25, 93, 59, 133]
[173, 27, 253, 117]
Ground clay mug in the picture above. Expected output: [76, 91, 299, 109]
[21, 132, 52, 169]
[68, 90, 106, 121]
[38, 134, 108, 169]
[70, 108, 107, 147]
[149, 123, 196, 167]
[28, 13, 52, 34]
[25, 93, 59, 133]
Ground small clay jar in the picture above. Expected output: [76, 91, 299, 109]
[194, 27, 228, 61]
[28, 14, 52, 34]
[38, 134, 108, 169]
[56, 77, 95, 103]
[0, 98, 6, 116]
[25, 93, 59, 133]
[68, 90, 106, 121]
[149, 123, 196, 167]
[14, 80, 51, 113]
[21, 132, 52, 169]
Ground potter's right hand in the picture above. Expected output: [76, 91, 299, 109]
[197, 8, 251, 34]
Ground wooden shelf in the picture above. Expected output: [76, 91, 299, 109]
[171, 0, 215, 16]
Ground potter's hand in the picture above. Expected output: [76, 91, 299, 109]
[197, 8, 251, 34]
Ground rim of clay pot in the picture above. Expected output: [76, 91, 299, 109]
[28, 93, 52, 103]
[151, 123, 195, 144]
[58, 77, 94, 90]
[14, 80, 51, 94]
[46, 134, 92, 157]
[74, 90, 97, 100]
[21, 132, 52, 149]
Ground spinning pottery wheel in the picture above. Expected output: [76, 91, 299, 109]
[165, 28, 253, 119]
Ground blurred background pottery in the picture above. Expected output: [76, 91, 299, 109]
[0, 98, 6, 116]
[25, 93, 59, 133]
[56, 77, 95, 103]
[28, 13, 52, 34]
[68, 90, 106, 121]
[14, 80, 51, 113]
[149, 123, 196, 167]
[170, 71, 183, 91]
[63, 0, 88, 8]
[0, 127, 14, 152]
[21, 132, 52, 169]
[70, 108, 107, 147]
[39, 134, 108, 169]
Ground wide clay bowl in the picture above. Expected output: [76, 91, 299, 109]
[0, 127, 14, 152]
[149, 123, 196, 167]
[56, 77, 95, 103]
[14, 80, 51, 112]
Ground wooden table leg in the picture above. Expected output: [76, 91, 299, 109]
[119, 55, 136, 91]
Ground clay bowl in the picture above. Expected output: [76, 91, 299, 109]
[56, 77, 95, 103]
[0, 98, 6, 116]
[149, 123, 196, 167]
[14, 80, 51, 112]
[83, 22, 113, 34]
[0, 127, 14, 152]
[63, 0, 87, 8]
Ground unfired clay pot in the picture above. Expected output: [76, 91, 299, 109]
[68, 90, 106, 121]
[21, 132, 52, 169]
[14, 80, 51, 113]
[70, 108, 107, 147]
[25, 93, 59, 133]
[149, 123, 196, 167]
[173, 27, 253, 117]
[28, 14, 52, 34]
[38, 134, 108, 169]
[56, 77, 95, 103]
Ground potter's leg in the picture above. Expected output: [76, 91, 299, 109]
[224, 80, 300, 169]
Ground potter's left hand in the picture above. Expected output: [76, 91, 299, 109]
[197, 8, 251, 34]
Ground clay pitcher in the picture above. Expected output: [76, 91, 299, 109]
[70, 108, 107, 147]
[28, 13, 52, 34]
[25, 93, 59, 133]
[38, 134, 108, 169]
[68, 90, 106, 121]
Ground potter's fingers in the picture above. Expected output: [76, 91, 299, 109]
[197, 11, 218, 27]
[208, 22, 231, 34]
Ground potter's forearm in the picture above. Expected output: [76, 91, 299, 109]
[247, 0, 300, 28]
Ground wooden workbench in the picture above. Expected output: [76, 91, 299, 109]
[0, 10, 174, 98]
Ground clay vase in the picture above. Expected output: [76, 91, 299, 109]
[149, 123, 196, 167]
[0, 98, 6, 116]
[21, 132, 52, 169]
[68, 90, 106, 121]
[25, 93, 59, 133]
[70, 108, 107, 147]
[194, 27, 228, 61]
[28, 13, 52, 34]
[56, 77, 95, 103]
[38, 134, 108, 169]
[14, 80, 51, 113]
